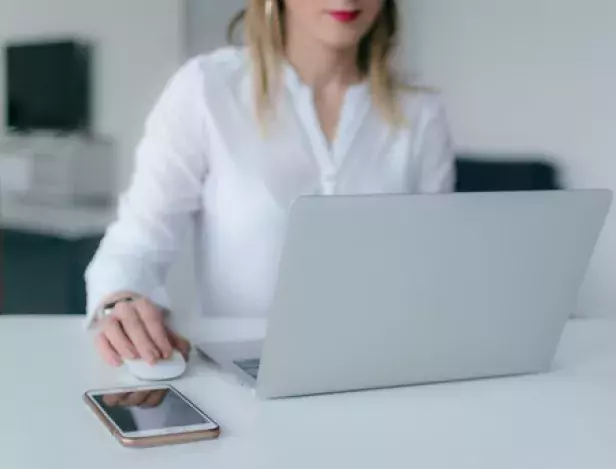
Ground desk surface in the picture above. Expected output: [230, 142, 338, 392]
[1, 316, 615, 469]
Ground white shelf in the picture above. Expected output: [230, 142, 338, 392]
[0, 134, 116, 206]
[0, 197, 115, 239]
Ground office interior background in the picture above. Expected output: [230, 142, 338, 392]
[0, 0, 614, 319]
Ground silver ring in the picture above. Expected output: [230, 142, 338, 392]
[265, 0, 274, 22]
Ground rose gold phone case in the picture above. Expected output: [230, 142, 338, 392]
[83, 386, 221, 448]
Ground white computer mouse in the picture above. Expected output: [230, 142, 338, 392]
[124, 350, 187, 381]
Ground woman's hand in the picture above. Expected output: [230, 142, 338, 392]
[95, 295, 190, 367]
[102, 389, 168, 408]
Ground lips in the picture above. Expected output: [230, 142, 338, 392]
[329, 10, 361, 23]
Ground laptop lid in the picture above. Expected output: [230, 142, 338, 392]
[256, 190, 612, 398]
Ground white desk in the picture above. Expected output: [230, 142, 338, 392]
[1, 316, 615, 469]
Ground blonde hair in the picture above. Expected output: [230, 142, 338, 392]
[228, 0, 403, 126]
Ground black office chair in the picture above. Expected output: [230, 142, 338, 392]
[455, 155, 561, 192]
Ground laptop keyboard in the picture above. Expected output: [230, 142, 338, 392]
[234, 358, 261, 379]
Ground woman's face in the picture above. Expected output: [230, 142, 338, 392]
[283, 0, 385, 50]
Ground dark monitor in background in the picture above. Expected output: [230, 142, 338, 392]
[5, 39, 92, 133]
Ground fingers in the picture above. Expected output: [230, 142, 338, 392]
[141, 389, 167, 408]
[115, 303, 160, 365]
[110, 389, 168, 408]
[96, 333, 122, 367]
[96, 330, 123, 367]
[102, 393, 125, 407]
[137, 300, 174, 359]
[104, 315, 138, 360]
[95, 296, 180, 367]
[168, 329, 191, 361]
[105, 391, 165, 408]
[118, 391, 151, 407]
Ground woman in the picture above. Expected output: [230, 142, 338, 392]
[86, 0, 455, 366]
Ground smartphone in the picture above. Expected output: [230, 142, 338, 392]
[84, 384, 220, 448]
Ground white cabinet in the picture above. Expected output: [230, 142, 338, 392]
[0, 135, 115, 204]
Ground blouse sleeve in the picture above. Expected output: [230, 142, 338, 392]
[84, 58, 208, 327]
[414, 96, 456, 194]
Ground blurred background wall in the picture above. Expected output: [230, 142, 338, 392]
[0, 0, 185, 191]
[402, 0, 616, 318]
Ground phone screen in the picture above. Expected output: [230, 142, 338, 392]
[91, 387, 213, 434]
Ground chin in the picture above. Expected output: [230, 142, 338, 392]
[319, 32, 365, 51]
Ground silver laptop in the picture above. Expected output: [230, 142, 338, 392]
[198, 190, 612, 399]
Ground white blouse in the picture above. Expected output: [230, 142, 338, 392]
[85, 47, 455, 324]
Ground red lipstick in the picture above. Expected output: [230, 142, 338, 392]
[329, 10, 361, 23]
